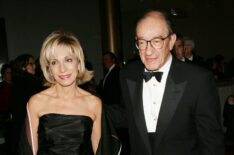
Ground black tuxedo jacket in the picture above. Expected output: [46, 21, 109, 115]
[190, 54, 207, 68]
[119, 57, 224, 155]
[100, 65, 121, 105]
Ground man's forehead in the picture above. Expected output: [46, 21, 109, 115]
[137, 13, 167, 29]
[136, 18, 168, 37]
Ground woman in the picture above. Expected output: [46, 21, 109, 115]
[223, 95, 234, 145]
[0, 64, 12, 115]
[0, 64, 12, 145]
[10, 54, 43, 155]
[26, 30, 102, 155]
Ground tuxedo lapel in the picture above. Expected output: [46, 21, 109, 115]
[126, 75, 152, 154]
[154, 59, 187, 149]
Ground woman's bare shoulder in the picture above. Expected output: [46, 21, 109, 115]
[88, 94, 102, 106]
[79, 88, 101, 105]
[84, 94, 102, 115]
[27, 88, 53, 110]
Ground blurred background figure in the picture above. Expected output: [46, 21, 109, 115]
[97, 51, 130, 155]
[8, 54, 43, 155]
[223, 95, 234, 146]
[98, 51, 121, 106]
[226, 57, 234, 79]
[173, 34, 190, 62]
[184, 37, 206, 67]
[0, 64, 12, 148]
[214, 54, 228, 80]
[206, 55, 227, 81]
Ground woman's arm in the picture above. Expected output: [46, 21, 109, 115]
[26, 95, 40, 155]
[91, 97, 102, 154]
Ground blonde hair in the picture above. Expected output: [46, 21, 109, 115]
[40, 30, 93, 86]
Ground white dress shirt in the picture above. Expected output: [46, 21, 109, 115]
[181, 57, 185, 62]
[188, 55, 193, 61]
[143, 55, 172, 132]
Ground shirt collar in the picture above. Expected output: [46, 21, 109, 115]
[108, 64, 116, 72]
[181, 57, 185, 62]
[188, 55, 193, 61]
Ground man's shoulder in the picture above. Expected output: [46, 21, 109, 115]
[172, 58, 213, 80]
[120, 60, 143, 77]
[112, 64, 120, 73]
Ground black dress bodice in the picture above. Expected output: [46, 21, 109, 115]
[37, 113, 94, 155]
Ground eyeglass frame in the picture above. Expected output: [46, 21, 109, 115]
[135, 33, 172, 50]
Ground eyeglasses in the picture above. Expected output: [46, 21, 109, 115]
[135, 34, 171, 50]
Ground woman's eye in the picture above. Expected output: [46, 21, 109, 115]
[66, 58, 72, 62]
[50, 61, 57, 65]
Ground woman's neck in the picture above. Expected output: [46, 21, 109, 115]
[53, 83, 79, 99]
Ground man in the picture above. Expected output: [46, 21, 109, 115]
[98, 51, 121, 106]
[98, 52, 130, 154]
[119, 10, 224, 155]
[184, 38, 206, 67]
[173, 34, 191, 62]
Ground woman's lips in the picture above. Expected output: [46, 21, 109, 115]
[59, 74, 71, 80]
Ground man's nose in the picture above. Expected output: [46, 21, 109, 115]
[145, 42, 154, 55]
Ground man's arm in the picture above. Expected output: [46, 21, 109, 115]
[103, 97, 128, 128]
[195, 71, 224, 155]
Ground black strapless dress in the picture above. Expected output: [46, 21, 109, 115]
[37, 113, 94, 155]
[19, 111, 121, 155]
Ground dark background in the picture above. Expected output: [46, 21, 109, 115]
[0, 0, 233, 82]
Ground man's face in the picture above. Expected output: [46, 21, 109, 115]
[184, 44, 193, 58]
[174, 39, 184, 60]
[136, 14, 176, 71]
[103, 54, 115, 69]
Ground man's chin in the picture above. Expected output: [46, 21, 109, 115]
[145, 65, 159, 71]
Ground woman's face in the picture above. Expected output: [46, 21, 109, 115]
[23, 57, 36, 75]
[3, 67, 12, 83]
[49, 45, 79, 87]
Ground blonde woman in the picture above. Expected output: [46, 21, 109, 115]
[25, 30, 101, 155]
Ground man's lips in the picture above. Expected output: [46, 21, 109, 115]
[58, 74, 71, 80]
[145, 57, 157, 63]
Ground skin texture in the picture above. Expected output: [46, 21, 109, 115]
[136, 12, 176, 71]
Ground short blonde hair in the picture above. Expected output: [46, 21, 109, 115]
[40, 30, 93, 86]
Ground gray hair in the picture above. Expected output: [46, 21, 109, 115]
[184, 39, 195, 49]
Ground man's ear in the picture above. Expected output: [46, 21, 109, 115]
[135, 36, 138, 40]
[169, 33, 176, 51]
[22, 67, 26, 71]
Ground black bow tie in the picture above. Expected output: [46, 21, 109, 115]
[142, 71, 163, 82]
